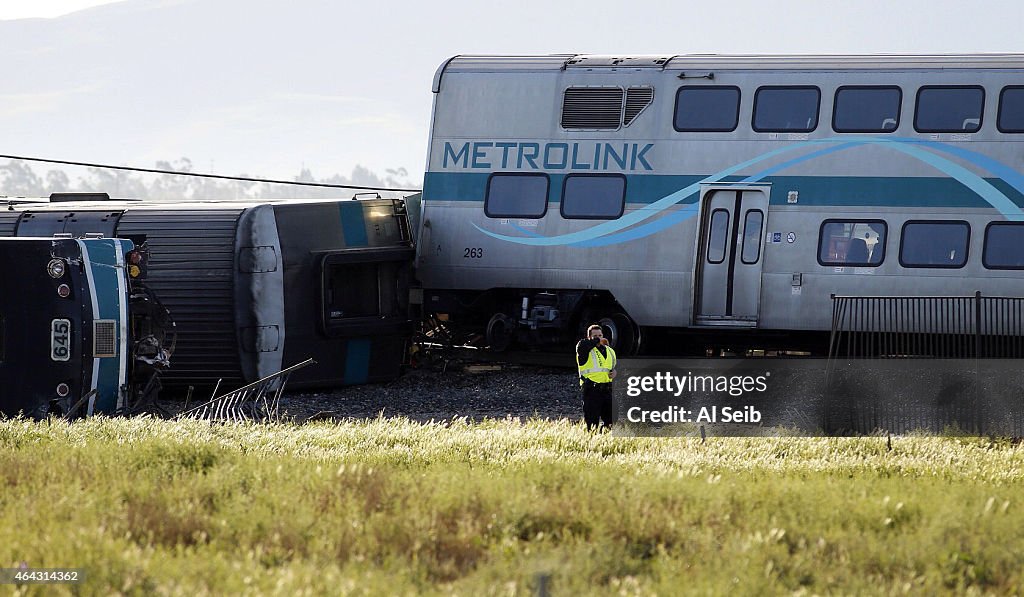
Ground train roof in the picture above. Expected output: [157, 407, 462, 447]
[434, 53, 1024, 90]
[0, 196, 403, 211]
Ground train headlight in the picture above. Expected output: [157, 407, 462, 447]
[128, 264, 141, 278]
[57, 284, 71, 298]
[47, 259, 66, 278]
[56, 383, 70, 397]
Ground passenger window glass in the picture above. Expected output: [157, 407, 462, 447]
[484, 174, 549, 218]
[984, 223, 1024, 269]
[914, 87, 984, 133]
[674, 87, 741, 132]
[561, 175, 626, 219]
[900, 221, 970, 268]
[998, 87, 1024, 133]
[326, 263, 381, 318]
[818, 220, 887, 266]
[753, 87, 820, 132]
[707, 209, 729, 264]
[833, 87, 901, 132]
[741, 210, 764, 264]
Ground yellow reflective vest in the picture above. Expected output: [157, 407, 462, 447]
[578, 345, 617, 384]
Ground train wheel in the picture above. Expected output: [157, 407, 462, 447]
[486, 313, 514, 352]
[598, 312, 640, 356]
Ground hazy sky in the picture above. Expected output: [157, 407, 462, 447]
[0, 1, 123, 19]
[2, 0, 1024, 190]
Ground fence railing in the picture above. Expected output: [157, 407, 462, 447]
[176, 359, 315, 423]
[828, 292, 1024, 358]
[825, 293, 1024, 435]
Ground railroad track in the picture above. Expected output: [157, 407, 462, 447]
[413, 341, 577, 370]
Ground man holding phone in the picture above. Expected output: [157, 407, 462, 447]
[576, 323, 617, 431]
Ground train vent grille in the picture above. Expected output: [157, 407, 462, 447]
[93, 320, 117, 358]
[624, 87, 654, 126]
[561, 87, 624, 129]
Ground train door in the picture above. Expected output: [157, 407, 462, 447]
[694, 186, 769, 326]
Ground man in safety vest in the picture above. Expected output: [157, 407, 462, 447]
[576, 323, 617, 431]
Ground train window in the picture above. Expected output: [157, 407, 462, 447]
[674, 86, 740, 132]
[833, 86, 902, 133]
[740, 210, 764, 264]
[561, 174, 626, 219]
[326, 263, 381, 318]
[914, 86, 984, 133]
[818, 220, 887, 266]
[707, 209, 729, 264]
[983, 222, 1024, 269]
[997, 86, 1024, 133]
[484, 174, 549, 219]
[752, 86, 820, 133]
[899, 221, 970, 268]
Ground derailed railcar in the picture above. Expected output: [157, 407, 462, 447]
[2, 197, 414, 390]
[0, 236, 167, 417]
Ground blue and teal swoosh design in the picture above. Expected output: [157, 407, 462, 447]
[448, 137, 1024, 248]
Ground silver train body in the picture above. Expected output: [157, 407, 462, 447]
[415, 54, 1024, 354]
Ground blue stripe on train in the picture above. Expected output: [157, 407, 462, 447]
[343, 338, 371, 385]
[339, 202, 369, 247]
[80, 239, 130, 414]
[423, 171, 1024, 209]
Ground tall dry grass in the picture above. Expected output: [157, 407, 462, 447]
[0, 416, 1021, 595]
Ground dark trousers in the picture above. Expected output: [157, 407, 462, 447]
[582, 380, 613, 430]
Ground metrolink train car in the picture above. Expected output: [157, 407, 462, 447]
[0, 236, 164, 418]
[1, 196, 413, 389]
[416, 54, 1024, 354]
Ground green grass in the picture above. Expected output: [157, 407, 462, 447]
[1, 417, 1022, 595]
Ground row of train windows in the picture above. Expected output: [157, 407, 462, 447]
[485, 173, 624, 219]
[484, 175, 1024, 270]
[673, 85, 1024, 134]
[819, 220, 1024, 269]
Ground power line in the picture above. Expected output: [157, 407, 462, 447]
[0, 154, 422, 193]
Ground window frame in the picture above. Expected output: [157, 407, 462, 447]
[816, 219, 888, 267]
[559, 173, 627, 220]
[898, 219, 971, 269]
[982, 221, 1024, 270]
[706, 208, 730, 265]
[752, 85, 821, 133]
[483, 172, 550, 219]
[831, 85, 903, 133]
[673, 85, 742, 133]
[997, 85, 1024, 133]
[913, 85, 986, 133]
[740, 209, 765, 265]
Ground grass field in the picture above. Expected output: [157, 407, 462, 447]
[1, 417, 1022, 595]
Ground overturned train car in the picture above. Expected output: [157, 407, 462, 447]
[0, 236, 171, 418]
[0, 197, 414, 390]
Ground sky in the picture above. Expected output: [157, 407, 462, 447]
[0, 0, 123, 19]
[2, 0, 1024, 191]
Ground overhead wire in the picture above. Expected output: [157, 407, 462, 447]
[0, 153, 422, 193]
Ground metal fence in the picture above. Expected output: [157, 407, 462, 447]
[825, 293, 1024, 435]
[828, 292, 1024, 358]
[176, 359, 315, 423]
